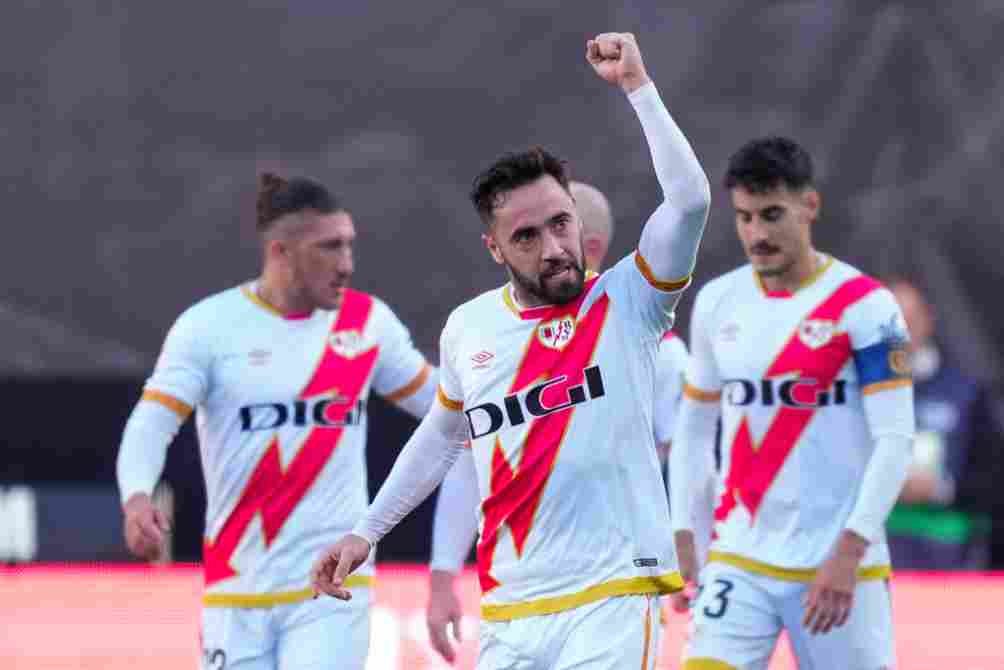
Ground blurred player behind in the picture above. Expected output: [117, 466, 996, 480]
[424, 180, 693, 662]
[671, 137, 914, 669]
[116, 173, 437, 670]
[313, 32, 710, 669]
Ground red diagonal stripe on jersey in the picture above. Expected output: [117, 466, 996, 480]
[204, 290, 379, 586]
[714, 275, 881, 527]
[477, 278, 610, 592]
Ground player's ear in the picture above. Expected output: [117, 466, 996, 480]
[483, 231, 505, 266]
[803, 188, 821, 222]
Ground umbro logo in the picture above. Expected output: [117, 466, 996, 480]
[471, 351, 494, 369]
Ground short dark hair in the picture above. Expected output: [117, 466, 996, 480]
[256, 172, 340, 232]
[470, 147, 570, 224]
[724, 136, 815, 194]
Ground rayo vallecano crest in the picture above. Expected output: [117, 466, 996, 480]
[329, 329, 368, 358]
[537, 315, 575, 350]
[797, 319, 836, 350]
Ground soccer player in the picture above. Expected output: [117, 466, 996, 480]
[670, 137, 915, 669]
[116, 173, 436, 670]
[312, 32, 710, 669]
[424, 180, 693, 663]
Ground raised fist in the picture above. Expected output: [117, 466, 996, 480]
[586, 32, 651, 94]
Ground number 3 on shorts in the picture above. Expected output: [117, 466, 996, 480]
[699, 578, 733, 619]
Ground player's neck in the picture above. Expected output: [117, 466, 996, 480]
[510, 284, 548, 309]
[760, 248, 823, 295]
[256, 271, 315, 316]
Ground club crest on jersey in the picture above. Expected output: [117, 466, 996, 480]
[537, 316, 575, 350]
[797, 319, 836, 350]
[328, 329, 368, 358]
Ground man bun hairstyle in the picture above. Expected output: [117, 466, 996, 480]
[470, 147, 570, 225]
[724, 136, 815, 194]
[255, 172, 340, 232]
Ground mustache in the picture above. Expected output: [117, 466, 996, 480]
[750, 242, 781, 255]
[541, 259, 583, 278]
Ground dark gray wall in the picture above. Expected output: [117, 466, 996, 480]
[4, 2, 1002, 380]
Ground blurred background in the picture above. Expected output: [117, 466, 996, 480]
[2, 1, 1003, 668]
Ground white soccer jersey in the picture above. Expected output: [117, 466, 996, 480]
[654, 331, 688, 446]
[437, 254, 688, 621]
[684, 256, 913, 576]
[142, 283, 431, 604]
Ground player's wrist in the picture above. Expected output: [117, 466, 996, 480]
[429, 568, 458, 591]
[624, 75, 654, 96]
[834, 529, 869, 560]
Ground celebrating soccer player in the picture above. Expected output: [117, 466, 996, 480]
[312, 32, 710, 669]
[424, 179, 693, 662]
[670, 137, 914, 669]
[116, 174, 437, 670]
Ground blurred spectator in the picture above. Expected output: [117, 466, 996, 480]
[885, 277, 998, 570]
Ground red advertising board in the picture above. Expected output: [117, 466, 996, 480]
[1, 564, 1001, 669]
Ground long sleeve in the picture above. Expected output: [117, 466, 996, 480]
[631, 82, 711, 285]
[430, 449, 480, 573]
[116, 401, 185, 503]
[351, 400, 468, 546]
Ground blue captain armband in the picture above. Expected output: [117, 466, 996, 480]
[853, 339, 912, 395]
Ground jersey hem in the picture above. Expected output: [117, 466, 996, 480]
[202, 575, 373, 608]
[479, 572, 683, 621]
[708, 551, 891, 582]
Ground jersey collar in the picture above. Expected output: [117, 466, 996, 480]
[755, 254, 833, 298]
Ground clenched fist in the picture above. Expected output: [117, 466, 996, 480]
[586, 32, 651, 94]
[123, 492, 170, 561]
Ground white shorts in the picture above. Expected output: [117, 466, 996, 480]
[682, 562, 894, 670]
[200, 591, 370, 670]
[478, 594, 660, 670]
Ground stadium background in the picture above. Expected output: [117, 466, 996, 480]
[2, 1, 1003, 667]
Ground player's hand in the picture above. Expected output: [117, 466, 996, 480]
[586, 32, 651, 94]
[427, 569, 464, 663]
[311, 534, 372, 601]
[122, 492, 170, 561]
[672, 529, 700, 612]
[803, 531, 867, 635]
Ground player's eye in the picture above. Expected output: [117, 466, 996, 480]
[762, 207, 783, 222]
[513, 229, 537, 244]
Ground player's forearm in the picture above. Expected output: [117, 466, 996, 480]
[116, 400, 183, 503]
[669, 395, 719, 532]
[844, 432, 912, 543]
[630, 82, 710, 283]
[430, 449, 480, 573]
[351, 402, 467, 546]
[845, 386, 915, 542]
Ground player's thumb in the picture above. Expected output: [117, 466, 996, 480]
[152, 508, 171, 533]
[331, 548, 353, 585]
[451, 613, 463, 642]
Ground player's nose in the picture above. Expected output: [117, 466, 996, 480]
[539, 229, 565, 260]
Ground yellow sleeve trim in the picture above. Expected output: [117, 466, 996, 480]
[634, 250, 691, 292]
[383, 363, 432, 403]
[708, 551, 891, 583]
[683, 382, 721, 403]
[437, 386, 463, 411]
[480, 572, 682, 622]
[203, 576, 373, 608]
[141, 389, 193, 420]
[861, 378, 913, 396]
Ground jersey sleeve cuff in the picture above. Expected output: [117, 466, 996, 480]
[634, 251, 691, 292]
[682, 382, 721, 403]
[384, 363, 433, 403]
[141, 389, 193, 419]
[437, 386, 463, 411]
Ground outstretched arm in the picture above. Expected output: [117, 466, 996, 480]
[587, 32, 710, 291]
